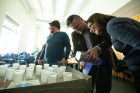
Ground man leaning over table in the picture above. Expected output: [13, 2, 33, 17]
[66, 14, 118, 93]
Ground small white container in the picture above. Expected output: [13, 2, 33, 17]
[44, 64, 49, 69]
[47, 67, 53, 72]
[63, 72, 73, 81]
[26, 67, 34, 79]
[36, 65, 42, 75]
[0, 65, 8, 76]
[13, 70, 24, 86]
[60, 66, 66, 72]
[6, 67, 15, 81]
[29, 63, 35, 68]
[57, 68, 64, 79]
[41, 69, 49, 83]
[48, 72, 57, 83]
[19, 65, 26, 71]
[52, 65, 58, 72]
[12, 63, 20, 70]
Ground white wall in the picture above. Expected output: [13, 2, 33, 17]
[36, 26, 74, 50]
[0, 0, 37, 53]
[36, 27, 50, 49]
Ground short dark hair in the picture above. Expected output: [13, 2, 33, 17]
[66, 14, 81, 28]
[49, 20, 60, 30]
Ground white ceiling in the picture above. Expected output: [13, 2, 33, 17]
[21, 0, 140, 28]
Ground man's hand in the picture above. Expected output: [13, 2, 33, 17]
[80, 61, 86, 70]
[38, 60, 43, 65]
[84, 47, 99, 62]
[61, 58, 68, 64]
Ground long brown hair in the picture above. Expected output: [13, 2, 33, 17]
[87, 13, 115, 34]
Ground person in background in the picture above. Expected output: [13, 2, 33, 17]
[38, 20, 71, 66]
[69, 50, 74, 58]
[86, 13, 140, 93]
[66, 14, 118, 93]
[34, 44, 45, 65]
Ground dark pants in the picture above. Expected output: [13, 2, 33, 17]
[88, 63, 112, 93]
[132, 71, 140, 93]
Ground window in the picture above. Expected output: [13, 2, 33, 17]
[27, 33, 34, 53]
[0, 14, 19, 54]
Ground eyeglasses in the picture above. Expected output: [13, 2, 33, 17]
[88, 23, 93, 30]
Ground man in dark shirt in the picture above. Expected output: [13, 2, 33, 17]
[38, 20, 71, 66]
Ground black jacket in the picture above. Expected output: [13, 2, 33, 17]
[71, 30, 118, 68]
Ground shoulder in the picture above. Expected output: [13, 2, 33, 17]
[108, 17, 132, 25]
[58, 31, 68, 35]
[47, 34, 52, 38]
[58, 32, 69, 39]
[71, 31, 79, 37]
[71, 31, 76, 35]
[61, 32, 69, 38]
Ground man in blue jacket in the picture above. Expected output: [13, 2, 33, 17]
[38, 20, 71, 66]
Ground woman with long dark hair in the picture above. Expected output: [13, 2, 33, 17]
[85, 13, 140, 93]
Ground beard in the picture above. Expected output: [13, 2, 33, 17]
[77, 31, 82, 34]
[50, 29, 54, 33]
[76, 29, 86, 34]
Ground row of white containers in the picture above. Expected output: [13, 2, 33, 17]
[0, 63, 73, 86]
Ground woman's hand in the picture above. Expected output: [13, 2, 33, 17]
[84, 47, 99, 62]
[80, 61, 86, 70]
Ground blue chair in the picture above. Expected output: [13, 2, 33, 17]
[26, 56, 35, 65]
[14, 54, 18, 60]
[2, 53, 12, 66]
[0, 55, 2, 61]
[17, 51, 28, 65]
[30, 53, 34, 56]
[0, 61, 5, 65]
[27, 53, 30, 57]
[115, 60, 127, 80]
[18, 52, 26, 60]
[2, 54, 8, 59]
[11, 53, 17, 63]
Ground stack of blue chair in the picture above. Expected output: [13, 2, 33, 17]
[26, 56, 35, 66]
[0, 54, 5, 65]
[17, 51, 28, 65]
[2, 53, 12, 66]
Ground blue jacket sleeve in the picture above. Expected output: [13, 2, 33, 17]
[107, 17, 140, 48]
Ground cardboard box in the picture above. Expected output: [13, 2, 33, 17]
[0, 66, 92, 93]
